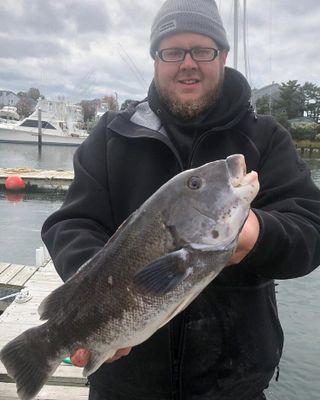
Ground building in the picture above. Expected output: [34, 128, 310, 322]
[251, 83, 281, 105]
[0, 90, 19, 107]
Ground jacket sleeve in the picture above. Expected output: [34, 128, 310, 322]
[240, 119, 320, 279]
[41, 114, 115, 281]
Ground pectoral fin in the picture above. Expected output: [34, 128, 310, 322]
[133, 249, 192, 295]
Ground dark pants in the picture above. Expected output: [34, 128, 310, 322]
[88, 386, 267, 400]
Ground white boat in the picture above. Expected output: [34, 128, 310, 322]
[0, 99, 88, 146]
[0, 106, 20, 122]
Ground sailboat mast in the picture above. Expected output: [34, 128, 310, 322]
[233, 0, 239, 69]
[243, 0, 249, 78]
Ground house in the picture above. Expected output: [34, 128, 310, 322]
[251, 83, 281, 104]
[0, 90, 19, 107]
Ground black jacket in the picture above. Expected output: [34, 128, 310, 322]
[42, 68, 320, 400]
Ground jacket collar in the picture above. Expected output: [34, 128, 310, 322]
[130, 102, 167, 135]
[107, 104, 182, 167]
[107, 101, 168, 139]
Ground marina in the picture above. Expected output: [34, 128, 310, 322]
[0, 261, 89, 399]
[0, 99, 88, 147]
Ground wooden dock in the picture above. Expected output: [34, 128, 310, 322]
[0, 261, 89, 399]
[0, 168, 74, 191]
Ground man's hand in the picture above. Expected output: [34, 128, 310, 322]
[228, 209, 260, 265]
[70, 347, 132, 367]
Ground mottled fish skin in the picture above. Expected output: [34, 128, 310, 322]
[0, 154, 259, 400]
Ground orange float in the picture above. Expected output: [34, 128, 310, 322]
[5, 175, 26, 190]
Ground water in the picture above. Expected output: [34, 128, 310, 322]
[260, 157, 320, 400]
[267, 268, 320, 400]
[0, 143, 319, 399]
[0, 191, 64, 265]
[0, 143, 75, 170]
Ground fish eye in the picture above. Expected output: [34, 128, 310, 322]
[187, 176, 202, 190]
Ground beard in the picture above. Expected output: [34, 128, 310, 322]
[154, 69, 225, 120]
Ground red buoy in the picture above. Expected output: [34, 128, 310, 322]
[5, 175, 26, 190]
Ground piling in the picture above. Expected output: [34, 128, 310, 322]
[38, 107, 42, 154]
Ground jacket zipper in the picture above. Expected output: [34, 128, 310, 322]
[187, 106, 255, 168]
[187, 129, 218, 169]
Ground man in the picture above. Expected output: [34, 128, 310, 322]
[41, 0, 320, 399]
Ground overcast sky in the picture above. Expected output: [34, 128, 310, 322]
[0, 0, 319, 105]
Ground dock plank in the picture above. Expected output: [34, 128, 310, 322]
[7, 266, 38, 287]
[0, 265, 25, 285]
[0, 264, 10, 275]
[0, 382, 88, 400]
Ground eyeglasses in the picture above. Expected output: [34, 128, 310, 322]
[155, 47, 220, 62]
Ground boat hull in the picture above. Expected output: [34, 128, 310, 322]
[0, 127, 86, 147]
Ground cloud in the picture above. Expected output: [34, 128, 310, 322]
[222, 0, 320, 89]
[0, 0, 319, 104]
[1, 0, 111, 36]
[0, 36, 68, 59]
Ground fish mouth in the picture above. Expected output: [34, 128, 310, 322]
[226, 154, 259, 196]
[226, 154, 246, 187]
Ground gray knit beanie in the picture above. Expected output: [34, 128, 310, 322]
[150, 0, 230, 58]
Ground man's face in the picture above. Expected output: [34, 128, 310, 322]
[154, 32, 228, 119]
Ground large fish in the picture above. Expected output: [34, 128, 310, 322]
[0, 154, 259, 400]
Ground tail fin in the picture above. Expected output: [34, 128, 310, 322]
[0, 324, 61, 400]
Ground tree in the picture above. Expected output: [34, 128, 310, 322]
[80, 99, 100, 122]
[255, 95, 272, 115]
[101, 95, 119, 111]
[274, 80, 304, 120]
[15, 88, 43, 118]
[274, 109, 290, 130]
[16, 96, 36, 118]
[301, 82, 320, 123]
[17, 91, 27, 98]
[27, 88, 41, 101]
